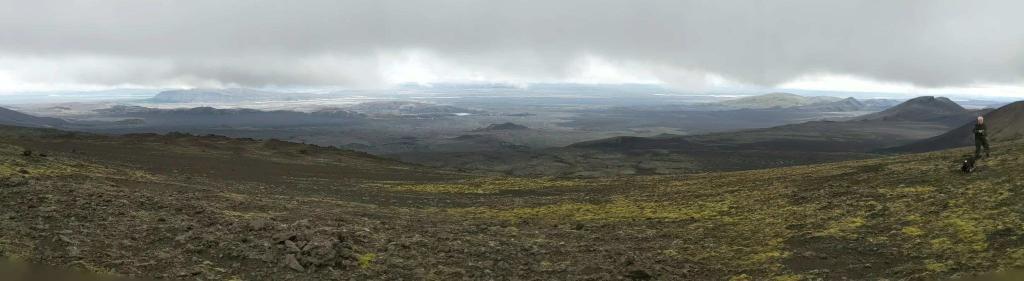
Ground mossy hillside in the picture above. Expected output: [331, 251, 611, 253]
[0, 143, 112, 178]
[3, 131, 463, 185]
[447, 141, 1024, 278]
[6, 123, 1024, 279]
[375, 177, 592, 194]
[0, 143, 156, 181]
[124, 134, 417, 171]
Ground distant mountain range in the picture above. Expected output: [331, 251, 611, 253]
[792, 97, 864, 111]
[712, 93, 842, 109]
[149, 88, 318, 103]
[393, 96, 985, 177]
[709, 92, 900, 112]
[342, 101, 484, 118]
[472, 122, 529, 132]
[0, 107, 67, 128]
[574, 96, 984, 152]
[93, 105, 365, 127]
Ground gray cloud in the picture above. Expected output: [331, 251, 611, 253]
[0, 0, 1022, 88]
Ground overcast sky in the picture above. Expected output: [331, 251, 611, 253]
[1, 0, 1023, 96]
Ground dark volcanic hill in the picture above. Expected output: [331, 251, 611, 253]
[472, 122, 529, 131]
[0, 107, 67, 128]
[888, 101, 1024, 153]
[859, 98, 903, 109]
[857, 96, 975, 125]
[568, 135, 704, 150]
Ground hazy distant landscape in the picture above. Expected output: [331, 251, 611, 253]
[0, 87, 1005, 177]
[4, 1, 1024, 280]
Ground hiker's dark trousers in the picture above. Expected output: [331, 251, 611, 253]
[975, 136, 990, 158]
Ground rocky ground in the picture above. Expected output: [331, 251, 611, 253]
[3, 126, 1024, 280]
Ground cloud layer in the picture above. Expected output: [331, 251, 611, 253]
[1, 0, 1022, 90]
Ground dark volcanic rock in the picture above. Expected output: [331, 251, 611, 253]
[283, 254, 305, 271]
[473, 122, 530, 131]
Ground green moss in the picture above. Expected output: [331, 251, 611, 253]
[771, 274, 806, 281]
[748, 250, 790, 264]
[944, 218, 987, 251]
[729, 274, 753, 281]
[0, 145, 157, 181]
[358, 253, 376, 269]
[450, 194, 801, 274]
[901, 226, 924, 237]
[660, 249, 680, 258]
[375, 177, 593, 194]
[1001, 249, 1024, 268]
[450, 198, 731, 222]
[891, 185, 935, 194]
[69, 260, 119, 276]
[817, 217, 866, 238]
[925, 260, 951, 272]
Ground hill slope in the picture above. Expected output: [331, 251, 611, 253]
[0, 106, 67, 128]
[93, 105, 366, 128]
[5, 126, 1024, 280]
[792, 97, 866, 112]
[416, 96, 975, 177]
[890, 101, 1024, 153]
[569, 96, 976, 155]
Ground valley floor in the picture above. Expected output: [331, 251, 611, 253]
[2, 127, 1024, 280]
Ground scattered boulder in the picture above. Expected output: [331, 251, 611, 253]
[283, 254, 305, 272]
[21, 149, 32, 157]
[285, 240, 301, 253]
[66, 246, 81, 258]
[266, 219, 357, 273]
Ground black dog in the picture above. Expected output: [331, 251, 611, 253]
[961, 157, 977, 173]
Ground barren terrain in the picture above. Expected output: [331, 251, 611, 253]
[3, 126, 1024, 280]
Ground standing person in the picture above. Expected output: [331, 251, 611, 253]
[974, 116, 990, 158]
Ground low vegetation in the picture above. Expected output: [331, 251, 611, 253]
[3, 127, 1024, 280]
